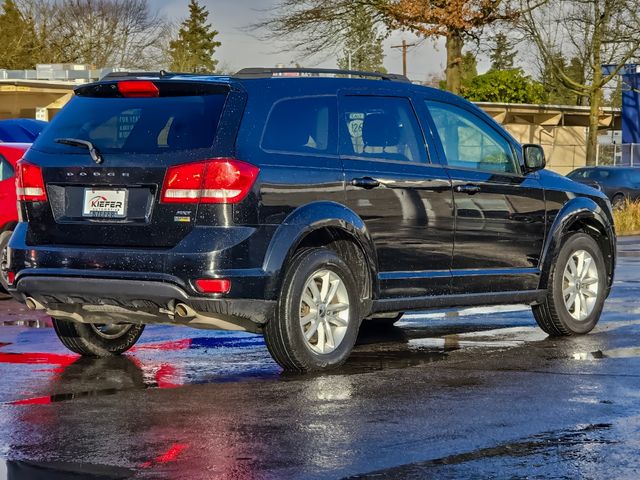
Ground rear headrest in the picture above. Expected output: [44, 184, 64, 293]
[362, 112, 400, 148]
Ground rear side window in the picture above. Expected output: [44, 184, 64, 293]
[34, 94, 227, 154]
[262, 96, 337, 155]
[340, 96, 427, 164]
[0, 155, 14, 181]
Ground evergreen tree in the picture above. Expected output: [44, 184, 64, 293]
[169, 0, 221, 73]
[0, 0, 39, 69]
[337, 4, 385, 72]
[489, 33, 516, 71]
[542, 52, 585, 105]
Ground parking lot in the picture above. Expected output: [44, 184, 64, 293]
[0, 238, 638, 479]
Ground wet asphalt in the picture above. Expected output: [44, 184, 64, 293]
[1, 240, 640, 479]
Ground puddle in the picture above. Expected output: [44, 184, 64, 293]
[573, 347, 640, 360]
[0, 459, 133, 479]
[347, 423, 615, 479]
[0, 320, 50, 328]
[0, 322, 559, 405]
[3, 355, 279, 407]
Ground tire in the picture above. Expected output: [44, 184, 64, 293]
[611, 194, 625, 209]
[0, 231, 13, 299]
[52, 319, 145, 357]
[264, 247, 361, 372]
[533, 233, 607, 336]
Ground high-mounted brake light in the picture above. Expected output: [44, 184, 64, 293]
[161, 159, 259, 204]
[118, 80, 159, 98]
[16, 160, 47, 202]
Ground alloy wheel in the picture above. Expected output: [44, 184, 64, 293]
[562, 249, 599, 321]
[299, 269, 350, 354]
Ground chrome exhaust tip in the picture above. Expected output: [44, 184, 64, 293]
[175, 303, 195, 318]
[25, 297, 45, 311]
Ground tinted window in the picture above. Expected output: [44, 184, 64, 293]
[587, 169, 612, 180]
[340, 96, 427, 164]
[262, 96, 337, 154]
[0, 155, 14, 181]
[34, 94, 227, 154]
[427, 101, 518, 174]
[567, 169, 589, 179]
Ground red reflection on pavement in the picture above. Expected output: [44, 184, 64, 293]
[140, 443, 188, 469]
[0, 352, 78, 366]
[155, 364, 182, 389]
[9, 395, 52, 406]
[131, 338, 192, 352]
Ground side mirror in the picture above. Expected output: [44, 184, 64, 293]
[522, 144, 546, 174]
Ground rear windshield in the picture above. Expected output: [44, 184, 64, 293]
[34, 94, 227, 154]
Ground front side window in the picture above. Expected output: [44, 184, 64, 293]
[340, 95, 427, 164]
[427, 101, 519, 174]
[262, 96, 337, 155]
[0, 156, 14, 181]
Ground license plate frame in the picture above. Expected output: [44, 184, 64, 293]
[82, 188, 128, 218]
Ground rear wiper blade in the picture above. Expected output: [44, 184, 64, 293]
[55, 138, 103, 164]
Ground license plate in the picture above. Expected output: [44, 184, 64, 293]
[82, 189, 127, 218]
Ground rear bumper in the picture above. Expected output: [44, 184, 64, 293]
[9, 276, 275, 332]
[3, 222, 278, 329]
[5, 222, 277, 299]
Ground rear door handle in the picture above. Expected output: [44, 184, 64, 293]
[351, 177, 380, 189]
[454, 184, 481, 195]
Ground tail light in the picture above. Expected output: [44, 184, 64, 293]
[161, 159, 259, 204]
[16, 160, 47, 202]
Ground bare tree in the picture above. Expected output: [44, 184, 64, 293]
[254, 0, 519, 92]
[519, 0, 640, 165]
[17, 0, 168, 69]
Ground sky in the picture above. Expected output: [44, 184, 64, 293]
[154, 0, 473, 82]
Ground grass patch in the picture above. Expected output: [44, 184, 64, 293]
[613, 200, 640, 236]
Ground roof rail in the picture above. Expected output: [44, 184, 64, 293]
[234, 67, 410, 83]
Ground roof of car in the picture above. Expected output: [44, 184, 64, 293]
[95, 68, 438, 96]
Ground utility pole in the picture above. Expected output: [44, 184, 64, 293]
[391, 39, 416, 77]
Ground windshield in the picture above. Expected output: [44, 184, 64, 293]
[34, 94, 227, 155]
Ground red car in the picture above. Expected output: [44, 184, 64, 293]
[0, 143, 29, 297]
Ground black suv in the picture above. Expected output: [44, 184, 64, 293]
[2, 68, 616, 372]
